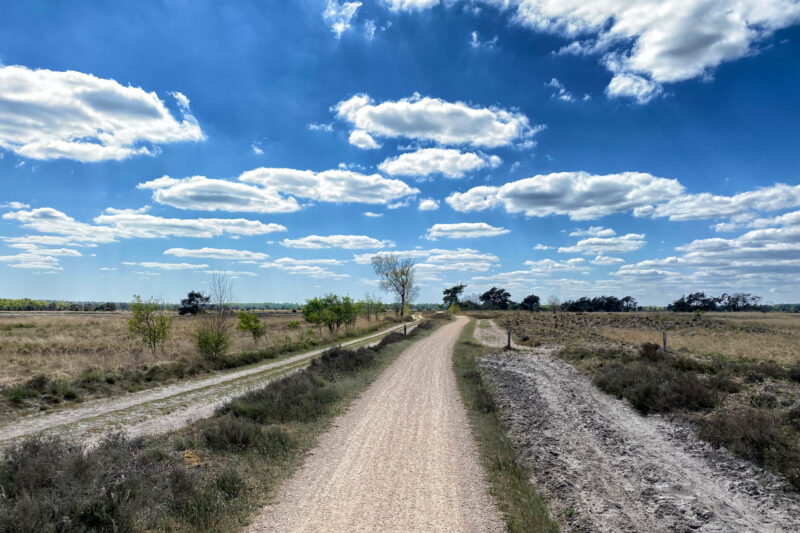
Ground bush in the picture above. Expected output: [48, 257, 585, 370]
[0, 434, 196, 532]
[237, 310, 266, 345]
[196, 327, 231, 361]
[595, 362, 718, 414]
[203, 416, 293, 456]
[128, 295, 172, 354]
[639, 342, 662, 361]
[699, 407, 800, 489]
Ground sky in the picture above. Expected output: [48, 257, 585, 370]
[1, 0, 800, 306]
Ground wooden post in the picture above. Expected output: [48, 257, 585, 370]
[662, 331, 667, 352]
[507, 328, 512, 349]
[404, 324, 407, 336]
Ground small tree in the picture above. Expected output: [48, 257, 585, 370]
[480, 287, 512, 310]
[237, 310, 266, 345]
[372, 255, 417, 317]
[360, 293, 382, 321]
[196, 273, 234, 360]
[520, 294, 540, 311]
[442, 284, 466, 308]
[179, 291, 210, 315]
[128, 295, 172, 355]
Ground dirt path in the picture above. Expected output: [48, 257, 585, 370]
[477, 319, 800, 532]
[247, 315, 503, 533]
[0, 322, 416, 448]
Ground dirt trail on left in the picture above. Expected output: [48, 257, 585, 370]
[0, 323, 413, 448]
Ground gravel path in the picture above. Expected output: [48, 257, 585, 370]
[0, 322, 415, 448]
[477, 320, 800, 532]
[247, 315, 504, 533]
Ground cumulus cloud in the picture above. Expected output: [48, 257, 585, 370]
[646, 183, 800, 221]
[418, 198, 440, 211]
[378, 148, 501, 179]
[533, 243, 553, 250]
[323, 0, 362, 38]
[353, 247, 499, 275]
[0, 201, 30, 210]
[335, 93, 541, 148]
[524, 257, 589, 273]
[260, 257, 348, 279]
[348, 130, 382, 149]
[470, 31, 498, 49]
[308, 122, 334, 132]
[163, 247, 270, 261]
[2, 206, 286, 245]
[559, 233, 646, 254]
[423, 222, 510, 240]
[592, 255, 626, 265]
[569, 226, 616, 237]
[364, 211, 383, 217]
[138, 168, 419, 213]
[446, 171, 684, 220]
[387, 1, 800, 103]
[0, 243, 81, 271]
[0, 65, 204, 162]
[545, 78, 574, 101]
[280, 234, 394, 249]
[123, 261, 208, 270]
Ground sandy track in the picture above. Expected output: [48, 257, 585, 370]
[248, 315, 503, 533]
[0, 322, 415, 448]
[477, 320, 800, 532]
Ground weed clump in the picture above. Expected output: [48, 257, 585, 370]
[203, 416, 293, 456]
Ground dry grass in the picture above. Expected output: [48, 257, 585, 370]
[0, 311, 386, 386]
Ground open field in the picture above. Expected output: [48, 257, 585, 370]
[0, 311, 387, 386]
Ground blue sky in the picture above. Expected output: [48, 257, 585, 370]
[1, 0, 800, 305]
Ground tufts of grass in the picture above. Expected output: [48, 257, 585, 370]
[454, 320, 558, 533]
[202, 416, 294, 456]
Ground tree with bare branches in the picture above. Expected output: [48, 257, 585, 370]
[371, 255, 417, 317]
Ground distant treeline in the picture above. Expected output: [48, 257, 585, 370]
[0, 298, 308, 312]
[667, 292, 798, 312]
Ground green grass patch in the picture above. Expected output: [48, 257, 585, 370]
[453, 319, 558, 533]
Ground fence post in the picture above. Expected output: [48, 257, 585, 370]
[404, 324, 407, 336]
[507, 328, 512, 349]
[662, 331, 667, 352]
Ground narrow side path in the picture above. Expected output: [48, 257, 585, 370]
[248, 315, 504, 533]
[0, 321, 416, 447]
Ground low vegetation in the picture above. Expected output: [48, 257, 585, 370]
[0, 314, 450, 532]
[453, 320, 558, 532]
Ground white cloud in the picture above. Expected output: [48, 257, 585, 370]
[124, 261, 209, 270]
[0, 65, 204, 162]
[470, 31, 498, 49]
[280, 234, 394, 249]
[446, 171, 684, 220]
[353, 247, 500, 275]
[423, 222, 511, 240]
[533, 243, 553, 250]
[524, 257, 589, 272]
[592, 255, 626, 265]
[378, 148, 500, 179]
[163, 247, 270, 261]
[138, 175, 302, 213]
[364, 211, 383, 217]
[308, 122, 334, 132]
[138, 168, 419, 212]
[3, 206, 286, 244]
[335, 93, 541, 148]
[260, 257, 348, 279]
[0, 243, 80, 271]
[487, 0, 800, 103]
[383, 0, 439, 11]
[0, 201, 30, 209]
[545, 78, 574, 101]
[251, 143, 264, 155]
[348, 129, 382, 149]
[323, 0, 362, 38]
[559, 233, 646, 254]
[647, 183, 800, 221]
[202, 270, 257, 277]
[418, 198, 440, 211]
[569, 226, 617, 237]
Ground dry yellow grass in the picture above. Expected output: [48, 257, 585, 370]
[0, 311, 384, 386]
[471, 310, 800, 365]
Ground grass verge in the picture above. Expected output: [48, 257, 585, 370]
[452, 319, 558, 533]
[0, 315, 448, 533]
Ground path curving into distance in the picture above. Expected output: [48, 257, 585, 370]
[247, 315, 504, 533]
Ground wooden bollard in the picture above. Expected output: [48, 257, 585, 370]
[507, 328, 512, 349]
[404, 324, 407, 336]
[662, 331, 667, 352]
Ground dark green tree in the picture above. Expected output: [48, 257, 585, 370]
[442, 284, 466, 307]
[480, 287, 512, 310]
[179, 291, 210, 315]
[520, 294, 540, 311]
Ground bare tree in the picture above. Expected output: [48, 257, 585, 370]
[371, 255, 417, 317]
[196, 272, 235, 360]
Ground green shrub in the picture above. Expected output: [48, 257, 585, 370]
[237, 310, 266, 345]
[203, 416, 293, 456]
[128, 295, 173, 354]
[196, 328, 231, 361]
